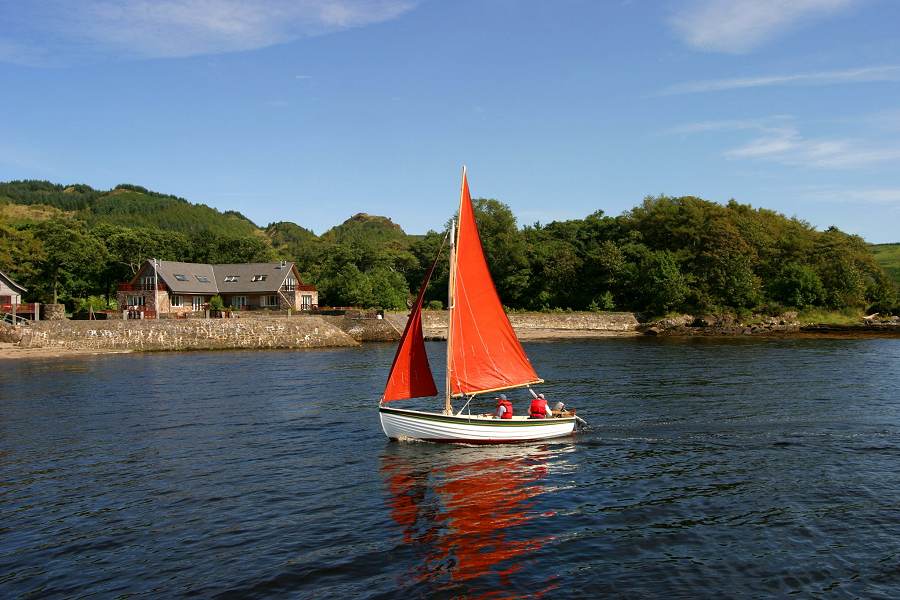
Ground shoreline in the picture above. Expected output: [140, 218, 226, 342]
[3, 325, 899, 361]
[0, 342, 134, 360]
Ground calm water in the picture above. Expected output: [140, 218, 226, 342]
[2, 338, 900, 598]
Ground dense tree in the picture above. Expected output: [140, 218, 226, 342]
[769, 263, 826, 309]
[29, 218, 107, 304]
[1, 179, 896, 314]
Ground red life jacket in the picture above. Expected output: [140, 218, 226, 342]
[530, 398, 548, 419]
[498, 398, 513, 419]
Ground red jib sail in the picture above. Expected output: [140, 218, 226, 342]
[448, 172, 541, 396]
[381, 236, 444, 402]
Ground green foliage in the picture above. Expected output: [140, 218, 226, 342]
[187, 232, 276, 264]
[321, 213, 408, 246]
[769, 263, 825, 308]
[73, 295, 117, 313]
[870, 243, 900, 288]
[1, 179, 894, 315]
[0, 180, 258, 237]
[29, 218, 107, 304]
[634, 250, 689, 314]
[588, 291, 615, 311]
[208, 295, 225, 311]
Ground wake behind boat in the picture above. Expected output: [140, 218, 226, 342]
[378, 168, 578, 443]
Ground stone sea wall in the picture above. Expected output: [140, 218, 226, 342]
[320, 314, 402, 342]
[13, 317, 359, 352]
[386, 310, 641, 339]
[10, 309, 891, 355]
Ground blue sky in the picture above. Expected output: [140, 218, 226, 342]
[1, 0, 899, 242]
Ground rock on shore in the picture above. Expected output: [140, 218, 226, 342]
[640, 313, 802, 336]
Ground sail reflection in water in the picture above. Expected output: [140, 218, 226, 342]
[381, 444, 564, 595]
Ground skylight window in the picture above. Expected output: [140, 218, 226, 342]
[195, 275, 210, 283]
[174, 274, 189, 281]
[251, 275, 267, 282]
[224, 276, 239, 283]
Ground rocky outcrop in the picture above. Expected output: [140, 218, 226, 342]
[0, 322, 24, 343]
[640, 312, 801, 336]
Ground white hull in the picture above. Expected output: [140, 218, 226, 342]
[379, 406, 576, 443]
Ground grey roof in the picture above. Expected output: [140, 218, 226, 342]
[139, 260, 299, 295]
[0, 269, 27, 294]
[212, 263, 294, 293]
[154, 261, 219, 294]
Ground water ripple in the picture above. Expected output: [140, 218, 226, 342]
[1, 339, 900, 597]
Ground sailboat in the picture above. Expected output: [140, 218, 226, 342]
[378, 168, 578, 443]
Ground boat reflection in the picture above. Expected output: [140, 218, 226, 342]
[381, 443, 562, 595]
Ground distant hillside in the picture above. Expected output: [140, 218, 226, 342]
[321, 213, 409, 246]
[0, 198, 66, 224]
[266, 221, 323, 267]
[0, 180, 259, 238]
[266, 220, 319, 247]
[871, 243, 900, 286]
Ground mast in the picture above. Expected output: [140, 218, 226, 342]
[444, 166, 464, 414]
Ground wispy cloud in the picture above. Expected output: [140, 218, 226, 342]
[0, 0, 418, 65]
[665, 116, 792, 134]
[669, 0, 859, 53]
[725, 127, 900, 168]
[670, 116, 900, 169]
[658, 65, 900, 96]
[795, 185, 900, 207]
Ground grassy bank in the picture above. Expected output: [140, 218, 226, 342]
[796, 308, 865, 325]
[871, 243, 900, 287]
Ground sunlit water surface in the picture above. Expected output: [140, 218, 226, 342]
[2, 338, 900, 598]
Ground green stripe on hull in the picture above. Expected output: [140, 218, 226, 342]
[379, 407, 575, 427]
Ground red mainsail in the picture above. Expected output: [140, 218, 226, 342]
[448, 172, 541, 396]
[381, 237, 444, 402]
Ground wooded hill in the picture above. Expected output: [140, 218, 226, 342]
[1, 179, 897, 315]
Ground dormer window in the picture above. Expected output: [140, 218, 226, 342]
[224, 276, 239, 283]
[251, 275, 267, 282]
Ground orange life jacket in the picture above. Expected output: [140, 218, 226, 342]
[497, 398, 513, 419]
[530, 398, 548, 419]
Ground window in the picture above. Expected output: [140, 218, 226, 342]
[284, 276, 296, 291]
[301, 295, 312, 310]
[141, 276, 154, 289]
[174, 274, 189, 282]
[224, 275, 239, 283]
[251, 274, 267, 282]
[192, 296, 202, 311]
[231, 296, 248, 308]
[171, 295, 183, 307]
[261, 295, 278, 307]
[127, 295, 145, 306]
[195, 275, 210, 283]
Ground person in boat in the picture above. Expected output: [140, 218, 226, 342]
[529, 393, 553, 419]
[494, 394, 514, 419]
